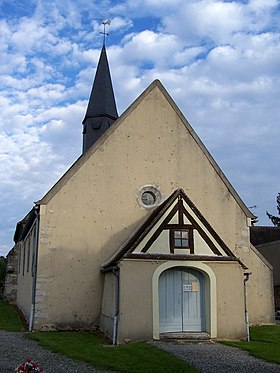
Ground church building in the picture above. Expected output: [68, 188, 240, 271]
[6, 41, 274, 343]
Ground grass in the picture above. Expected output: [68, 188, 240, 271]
[27, 331, 198, 373]
[222, 325, 280, 365]
[0, 299, 26, 332]
[3, 300, 279, 371]
[0, 300, 197, 372]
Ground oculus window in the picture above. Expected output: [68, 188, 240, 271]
[141, 191, 156, 206]
[138, 185, 162, 209]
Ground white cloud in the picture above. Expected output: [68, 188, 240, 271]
[110, 0, 184, 16]
[248, 0, 279, 12]
[160, 0, 280, 45]
[11, 19, 50, 50]
[105, 17, 133, 32]
[120, 30, 182, 68]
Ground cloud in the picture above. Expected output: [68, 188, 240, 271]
[110, 0, 184, 17]
[160, 0, 280, 45]
[102, 16, 133, 33]
[122, 31, 180, 67]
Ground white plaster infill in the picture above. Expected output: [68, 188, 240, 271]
[152, 261, 217, 340]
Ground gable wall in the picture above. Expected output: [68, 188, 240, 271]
[240, 245, 274, 324]
[34, 85, 273, 329]
[256, 241, 280, 286]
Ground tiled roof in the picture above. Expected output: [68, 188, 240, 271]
[250, 226, 280, 246]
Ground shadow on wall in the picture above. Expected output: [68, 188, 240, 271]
[24, 216, 147, 331]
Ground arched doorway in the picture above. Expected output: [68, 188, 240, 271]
[159, 267, 206, 333]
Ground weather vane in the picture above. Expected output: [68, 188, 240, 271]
[100, 19, 111, 46]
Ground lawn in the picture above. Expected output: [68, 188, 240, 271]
[0, 299, 197, 372]
[0, 299, 25, 332]
[27, 331, 198, 373]
[222, 325, 280, 365]
[2, 298, 279, 371]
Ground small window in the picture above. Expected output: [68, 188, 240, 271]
[22, 241, 26, 276]
[170, 228, 194, 254]
[18, 244, 21, 274]
[27, 236, 30, 273]
[174, 230, 189, 248]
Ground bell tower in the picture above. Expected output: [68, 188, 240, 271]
[82, 22, 118, 153]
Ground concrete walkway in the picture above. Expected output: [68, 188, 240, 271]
[153, 340, 280, 373]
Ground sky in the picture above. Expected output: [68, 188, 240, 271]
[0, 0, 279, 257]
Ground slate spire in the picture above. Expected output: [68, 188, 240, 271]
[82, 44, 118, 153]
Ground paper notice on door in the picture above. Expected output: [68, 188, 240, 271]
[183, 284, 192, 292]
[192, 282, 199, 292]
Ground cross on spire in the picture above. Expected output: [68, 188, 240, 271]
[100, 19, 111, 46]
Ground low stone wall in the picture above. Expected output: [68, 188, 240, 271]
[275, 286, 280, 308]
[0, 281, 4, 299]
[3, 245, 18, 304]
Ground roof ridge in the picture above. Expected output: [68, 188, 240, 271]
[251, 226, 280, 229]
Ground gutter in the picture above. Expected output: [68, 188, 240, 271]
[101, 265, 120, 345]
[244, 272, 252, 342]
[112, 267, 120, 346]
[29, 205, 40, 332]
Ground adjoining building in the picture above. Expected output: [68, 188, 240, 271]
[251, 226, 280, 308]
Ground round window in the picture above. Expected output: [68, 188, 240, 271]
[138, 185, 162, 209]
[141, 191, 156, 206]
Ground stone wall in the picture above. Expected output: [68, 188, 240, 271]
[0, 282, 4, 299]
[3, 245, 18, 303]
[275, 286, 280, 309]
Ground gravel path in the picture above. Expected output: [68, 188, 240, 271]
[153, 340, 280, 373]
[3, 330, 280, 373]
[0, 331, 110, 373]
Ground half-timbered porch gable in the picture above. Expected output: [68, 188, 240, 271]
[102, 189, 238, 270]
[131, 190, 233, 257]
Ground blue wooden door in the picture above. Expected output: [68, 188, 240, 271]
[159, 268, 205, 333]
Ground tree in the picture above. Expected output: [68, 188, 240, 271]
[266, 193, 280, 227]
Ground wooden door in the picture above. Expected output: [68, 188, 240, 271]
[159, 267, 205, 333]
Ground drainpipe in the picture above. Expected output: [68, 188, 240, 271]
[112, 267, 120, 346]
[244, 272, 252, 342]
[29, 206, 40, 332]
